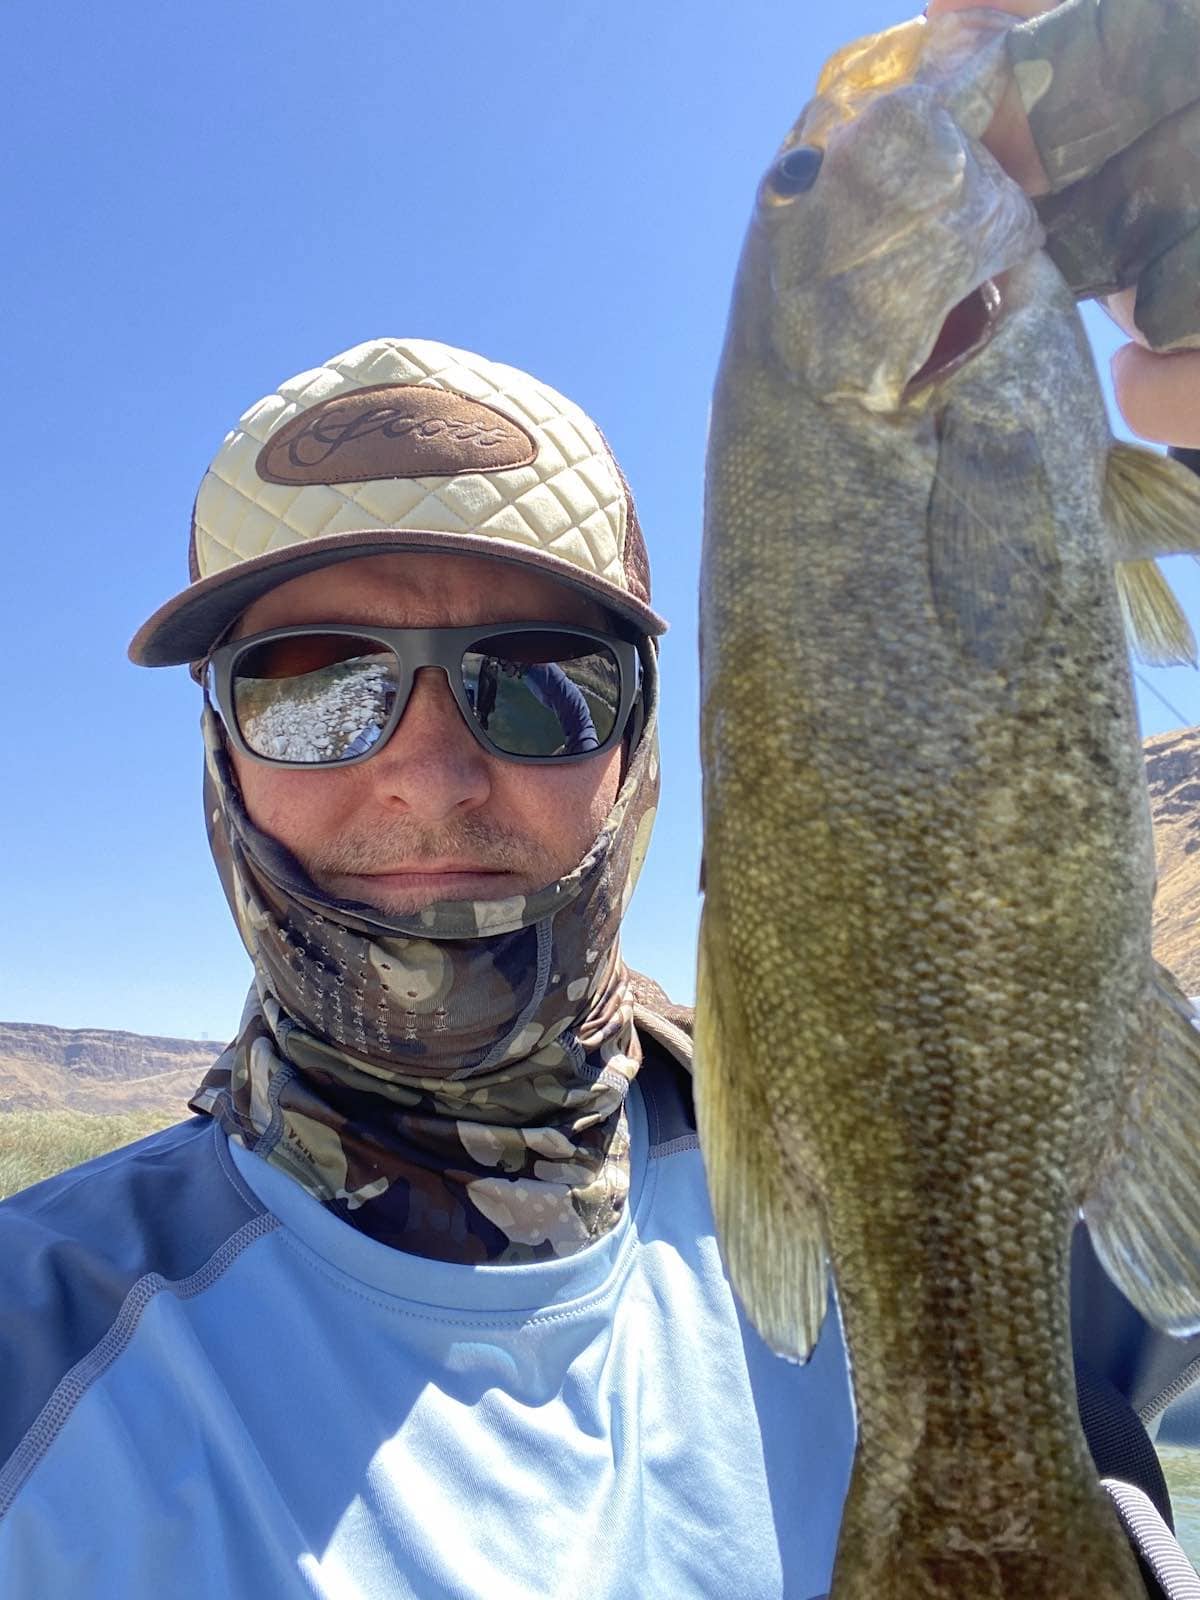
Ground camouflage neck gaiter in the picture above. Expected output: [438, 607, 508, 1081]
[190, 655, 660, 1266]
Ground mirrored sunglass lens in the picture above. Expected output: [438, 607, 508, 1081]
[231, 635, 399, 763]
[462, 633, 622, 757]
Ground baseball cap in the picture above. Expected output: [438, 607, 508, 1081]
[128, 337, 667, 668]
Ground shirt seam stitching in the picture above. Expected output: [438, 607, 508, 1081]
[0, 1211, 280, 1523]
[273, 1209, 642, 1329]
[650, 1134, 701, 1158]
[257, 1130, 661, 1327]
[10, 1118, 214, 1220]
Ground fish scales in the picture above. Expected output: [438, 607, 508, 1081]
[696, 15, 1200, 1600]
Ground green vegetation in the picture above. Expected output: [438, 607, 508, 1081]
[0, 1108, 179, 1200]
[1160, 1445, 1200, 1570]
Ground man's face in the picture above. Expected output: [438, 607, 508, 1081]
[226, 552, 626, 916]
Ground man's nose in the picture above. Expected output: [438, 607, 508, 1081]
[365, 667, 492, 817]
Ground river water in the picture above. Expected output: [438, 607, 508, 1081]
[1158, 1445, 1200, 1569]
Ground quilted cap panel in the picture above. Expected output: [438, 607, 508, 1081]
[129, 338, 665, 667]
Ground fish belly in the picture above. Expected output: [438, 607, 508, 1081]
[699, 381, 1153, 1599]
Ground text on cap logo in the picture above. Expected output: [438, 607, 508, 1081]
[256, 383, 538, 486]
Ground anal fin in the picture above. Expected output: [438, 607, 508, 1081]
[1084, 963, 1200, 1335]
[694, 908, 829, 1361]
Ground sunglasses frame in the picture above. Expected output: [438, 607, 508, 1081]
[204, 621, 643, 769]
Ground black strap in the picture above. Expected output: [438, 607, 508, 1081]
[1076, 1357, 1194, 1598]
[1077, 1356, 1174, 1529]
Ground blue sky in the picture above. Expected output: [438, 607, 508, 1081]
[4, 0, 1198, 1041]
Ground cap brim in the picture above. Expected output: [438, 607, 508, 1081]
[129, 526, 668, 667]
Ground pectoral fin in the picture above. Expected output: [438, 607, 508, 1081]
[694, 907, 829, 1361]
[928, 415, 1059, 673]
[1083, 963, 1200, 1335]
[1106, 442, 1200, 559]
[1107, 443, 1200, 664]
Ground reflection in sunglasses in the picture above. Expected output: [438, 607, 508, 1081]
[237, 659, 395, 762]
[521, 664, 599, 752]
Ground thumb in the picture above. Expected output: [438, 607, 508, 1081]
[926, 0, 1061, 194]
[1111, 343, 1200, 450]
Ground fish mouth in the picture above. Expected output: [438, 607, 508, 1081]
[904, 275, 1004, 396]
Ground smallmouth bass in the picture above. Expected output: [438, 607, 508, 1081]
[696, 13, 1200, 1598]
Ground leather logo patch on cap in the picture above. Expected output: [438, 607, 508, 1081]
[255, 383, 537, 485]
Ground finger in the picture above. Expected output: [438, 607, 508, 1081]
[927, 0, 1062, 194]
[1100, 288, 1146, 348]
[1006, 0, 1200, 191]
[925, 0, 1055, 19]
[1111, 344, 1200, 449]
[1134, 223, 1200, 353]
[1035, 97, 1200, 330]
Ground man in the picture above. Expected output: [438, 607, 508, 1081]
[0, 336, 862, 1598]
[3, 6, 1200, 1598]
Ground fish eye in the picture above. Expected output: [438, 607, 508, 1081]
[766, 145, 823, 201]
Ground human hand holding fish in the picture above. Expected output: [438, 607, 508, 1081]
[696, 3, 1200, 1597]
[932, 0, 1200, 448]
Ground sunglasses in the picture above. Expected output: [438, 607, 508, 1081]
[204, 623, 642, 768]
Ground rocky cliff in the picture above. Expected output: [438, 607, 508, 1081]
[0, 1020, 222, 1115]
[1147, 725, 1200, 993]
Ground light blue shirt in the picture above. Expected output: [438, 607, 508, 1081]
[0, 1062, 856, 1599]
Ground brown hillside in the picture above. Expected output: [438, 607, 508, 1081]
[1147, 726, 1200, 994]
[0, 1020, 222, 1116]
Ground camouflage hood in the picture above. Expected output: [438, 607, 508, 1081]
[190, 654, 660, 1265]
